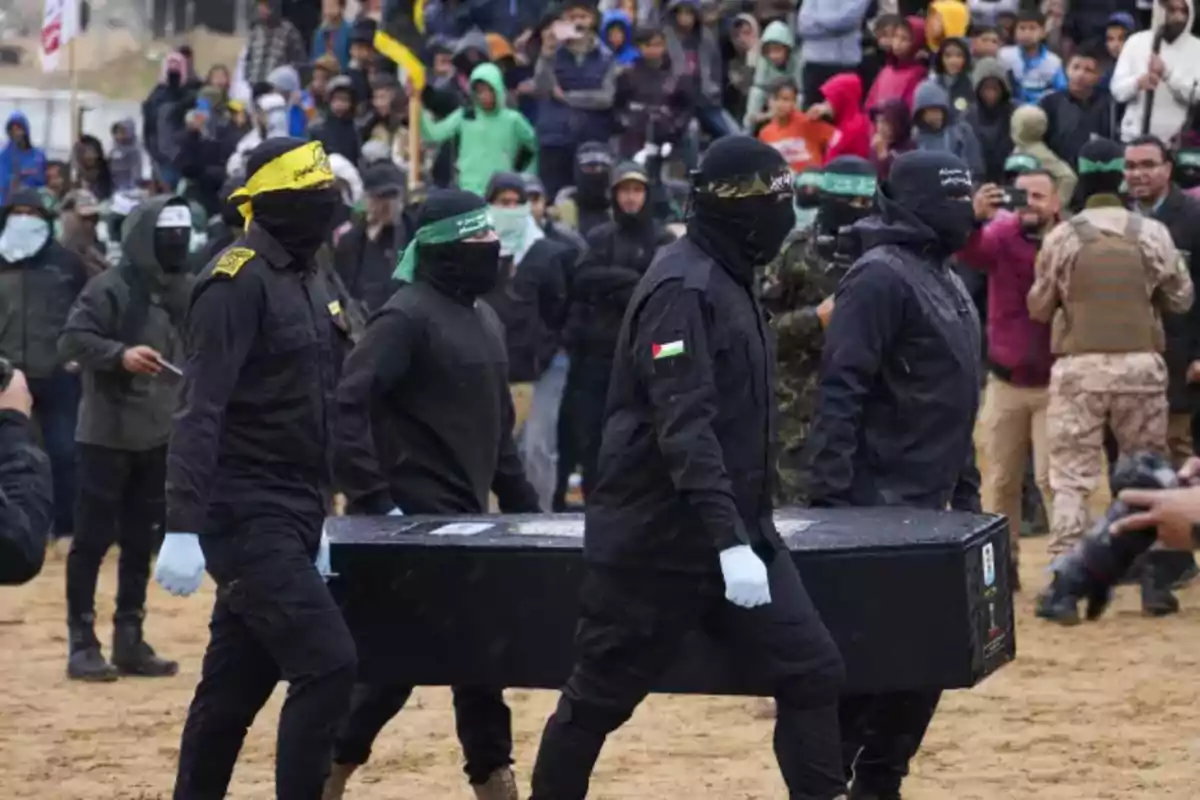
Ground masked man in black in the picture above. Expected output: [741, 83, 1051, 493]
[59, 195, 194, 683]
[152, 138, 358, 799]
[561, 142, 615, 239]
[326, 189, 540, 800]
[528, 136, 847, 800]
[804, 150, 982, 800]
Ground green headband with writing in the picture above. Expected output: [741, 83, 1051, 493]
[393, 207, 494, 282]
[1178, 150, 1200, 168]
[821, 173, 878, 198]
[1004, 154, 1041, 174]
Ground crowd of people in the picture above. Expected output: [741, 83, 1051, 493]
[5, 0, 1200, 797]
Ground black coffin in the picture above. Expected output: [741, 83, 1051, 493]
[329, 509, 1016, 696]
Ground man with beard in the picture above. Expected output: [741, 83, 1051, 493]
[151, 139, 357, 799]
[803, 150, 982, 800]
[766, 156, 877, 507]
[961, 171, 1060, 592]
[1110, 0, 1200, 143]
[557, 142, 615, 238]
[562, 162, 675, 498]
[326, 190, 540, 800]
[58, 196, 193, 683]
[528, 137, 847, 800]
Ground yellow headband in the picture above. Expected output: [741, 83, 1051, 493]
[229, 141, 335, 227]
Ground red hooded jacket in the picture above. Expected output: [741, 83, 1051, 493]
[821, 73, 871, 162]
[864, 17, 928, 113]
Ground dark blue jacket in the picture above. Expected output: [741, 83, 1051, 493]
[804, 206, 982, 512]
[535, 45, 615, 149]
[0, 112, 47, 205]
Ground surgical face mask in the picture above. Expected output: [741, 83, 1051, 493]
[490, 204, 531, 258]
[0, 213, 51, 263]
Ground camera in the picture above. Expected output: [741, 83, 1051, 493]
[1050, 452, 1179, 620]
[998, 187, 1028, 210]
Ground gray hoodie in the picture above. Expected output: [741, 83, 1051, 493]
[58, 195, 194, 451]
[911, 80, 985, 180]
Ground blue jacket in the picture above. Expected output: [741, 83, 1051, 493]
[796, 0, 873, 67]
[804, 201, 982, 512]
[601, 10, 639, 66]
[311, 21, 351, 69]
[536, 44, 615, 149]
[0, 112, 47, 206]
[998, 44, 1066, 105]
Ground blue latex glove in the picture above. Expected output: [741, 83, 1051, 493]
[154, 532, 206, 597]
[718, 545, 771, 609]
[315, 527, 332, 580]
[388, 507, 404, 516]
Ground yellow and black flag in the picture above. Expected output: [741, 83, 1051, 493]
[375, 0, 428, 91]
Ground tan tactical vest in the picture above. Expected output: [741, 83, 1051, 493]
[1052, 213, 1164, 355]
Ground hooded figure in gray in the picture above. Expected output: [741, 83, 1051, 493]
[59, 195, 193, 451]
[911, 80, 985, 180]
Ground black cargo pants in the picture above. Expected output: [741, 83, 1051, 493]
[839, 690, 943, 795]
[530, 552, 847, 800]
[173, 512, 357, 800]
[66, 444, 166, 620]
[333, 682, 514, 784]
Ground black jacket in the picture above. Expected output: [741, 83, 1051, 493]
[804, 213, 982, 511]
[1151, 186, 1200, 413]
[333, 215, 412, 313]
[166, 225, 342, 534]
[1039, 88, 1117, 173]
[0, 410, 51, 585]
[583, 236, 780, 573]
[333, 281, 539, 515]
[58, 196, 193, 451]
[312, 114, 362, 165]
[482, 239, 573, 383]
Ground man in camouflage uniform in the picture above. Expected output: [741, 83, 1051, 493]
[764, 157, 877, 506]
[1031, 140, 1195, 623]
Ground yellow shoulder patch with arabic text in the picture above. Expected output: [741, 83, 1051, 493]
[328, 300, 342, 316]
[213, 247, 256, 279]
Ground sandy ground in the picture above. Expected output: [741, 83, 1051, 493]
[0, 537, 1198, 800]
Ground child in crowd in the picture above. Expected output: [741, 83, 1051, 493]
[965, 57, 1015, 184]
[311, 76, 361, 164]
[861, 14, 903, 92]
[933, 38, 975, 114]
[869, 98, 915, 180]
[602, 9, 639, 65]
[724, 13, 760, 121]
[108, 119, 153, 193]
[757, 77, 834, 173]
[744, 20, 802, 129]
[911, 80, 984, 177]
[865, 16, 928, 112]
[999, 10, 1066, 104]
[813, 72, 871, 162]
[996, 11, 1017, 45]
[614, 26, 691, 159]
[1102, 12, 1135, 90]
[926, 0, 971, 53]
[309, 54, 342, 114]
[1009, 104, 1076, 207]
[970, 24, 1002, 60]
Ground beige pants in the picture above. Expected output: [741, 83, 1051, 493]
[978, 375, 1052, 561]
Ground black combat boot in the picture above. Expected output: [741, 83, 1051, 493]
[1141, 553, 1181, 617]
[111, 610, 179, 677]
[1035, 574, 1080, 625]
[67, 613, 119, 682]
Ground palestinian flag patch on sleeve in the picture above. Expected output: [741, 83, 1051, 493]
[652, 340, 686, 360]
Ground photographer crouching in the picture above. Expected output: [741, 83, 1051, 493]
[959, 171, 1061, 591]
[0, 359, 53, 585]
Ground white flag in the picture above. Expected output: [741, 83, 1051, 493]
[40, 0, 80, 74]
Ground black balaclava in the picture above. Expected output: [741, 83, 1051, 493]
[415, 189, 503, 304]
[687, 136, 795, 284]
[243, 138, 341, 263]
[154, 202, 193, 274]
[610, 162, 652, 231]
[879, 150, 976, 256]
[816, 156, 877, 238]
[575, 142, 615, 210]
[1076, 138, 1126, 205]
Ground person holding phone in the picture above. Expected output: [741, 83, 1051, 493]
[57, 196, 195, 682]
[959, 170, 1061, 590]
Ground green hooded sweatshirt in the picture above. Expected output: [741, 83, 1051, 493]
[744, 21, 803, 129]
[421, 63, 539, 197]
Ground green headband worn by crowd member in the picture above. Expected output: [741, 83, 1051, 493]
[393, 207, 495, 282]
